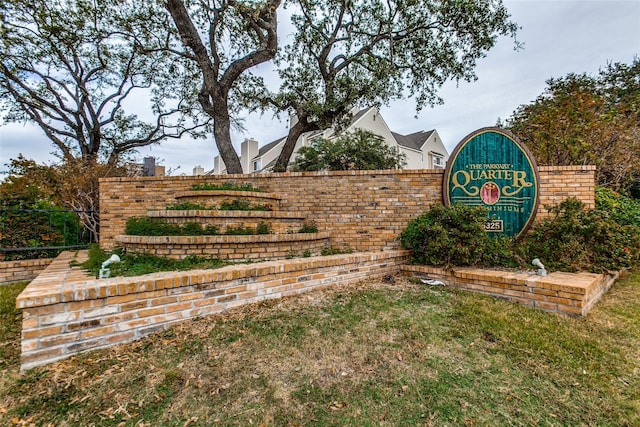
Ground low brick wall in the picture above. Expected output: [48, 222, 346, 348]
[401, 265, 620, 316]
[116, 232, 331, 260]
[16, 250, 408, 371]
[0, 258, 53, 285]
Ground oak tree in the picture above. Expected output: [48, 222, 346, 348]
[0, 0, 207, 167]
[166, 0, 281, 174]
[505, 59, 640, 193]
[248, 0, 519, 171]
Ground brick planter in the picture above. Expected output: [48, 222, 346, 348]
[16, 249, 407, 371]
[117, 232, 331, 260]
[401, 265, 621, 316]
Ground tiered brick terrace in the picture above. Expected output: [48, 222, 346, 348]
[14, 166, 606, 370]
[116, 188, 330, 260]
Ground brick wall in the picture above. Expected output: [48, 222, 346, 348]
[538, 165, 596, 217]
[401, 264, 619, 317]
[17, 250, 407, 371]
[99, 166, 596, 250]
[117, 232, 331, 260]
[0, 258, 53, 285]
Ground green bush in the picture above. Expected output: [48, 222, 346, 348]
[400, 203, 515, 268]
[320, 246, 353, 256]
[256, 221, 272, 235]
[595, 186, 640, 227]
[292, 129, 406, 171]
[224, 224, 256, 235]
[518, 198, 639, 272]
[166, 202, 211, 210]
[219, 199, 271, 211]
[298, 220, 319, 233]
[125, 217, 218, 236]
[401, 198, 640, 272]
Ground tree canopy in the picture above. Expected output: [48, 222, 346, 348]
[166, 0, 281, 174]
[1, 0, 519, 175]
[504, 59, 640, 193]
[0, 0, 208, 166]
[292, 129, 405, 171]
[249, 0, 519, 171]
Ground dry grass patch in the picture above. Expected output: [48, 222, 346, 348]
[1, 273, 639, 426]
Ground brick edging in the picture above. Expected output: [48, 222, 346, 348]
[400, 265, 619, 316]
[17, 250, 409, 370]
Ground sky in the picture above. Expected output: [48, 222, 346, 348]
[1, 0, 639, 177]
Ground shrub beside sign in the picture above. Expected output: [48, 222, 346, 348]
[443, 127, 540, 238]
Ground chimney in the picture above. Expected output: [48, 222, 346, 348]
[142, 157, 156, 176]
[240, 138, 259, 173]
[213, 155, 225, 175]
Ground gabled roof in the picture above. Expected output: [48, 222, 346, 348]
[256, 108, 375, 158]
[257, 136, 286, 157]
[392, 130, 435, 151]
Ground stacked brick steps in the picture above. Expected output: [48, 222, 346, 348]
[117, 232, 331, 260]
[117, 189, 330, 260]
[174, 189, 283, 210]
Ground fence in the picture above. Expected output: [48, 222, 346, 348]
[0, 208, 96, 260]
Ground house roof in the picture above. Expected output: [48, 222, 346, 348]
[257, 136, 286, 157]
[392, 130, 435, 151]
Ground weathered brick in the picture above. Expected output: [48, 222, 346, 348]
[22, 325, 64, 339]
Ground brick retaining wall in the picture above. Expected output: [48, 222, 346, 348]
[16, 250, 408, 371]
[401, 265, 619, 316]
[99, 166, 596, 251]
[0, 258, 53, 285]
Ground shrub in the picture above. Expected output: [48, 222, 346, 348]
[219, 199, 271, 211]
[298, 220, 319, 233]
[595, 186, 640, 227]
[320, 246, 353, 256]
[292, 129, 406, 171]
[125, 217, 218, 236]
[166, 202, 210, 210]
[256, 221, 272, 235]
[518, 198, 639, 272]
[224, 225, 255, 235]
[400, 203, 515, 268]
[190, 182, 263, 192]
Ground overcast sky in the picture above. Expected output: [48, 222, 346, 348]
[1, 0, 639, 176]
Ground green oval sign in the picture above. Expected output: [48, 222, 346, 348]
[443, 127, 539, 238]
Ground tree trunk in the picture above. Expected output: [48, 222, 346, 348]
[213, 102, 242, 174]
[273, 117, 318, 172]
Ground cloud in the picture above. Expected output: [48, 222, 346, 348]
[1, 0, 639, 173]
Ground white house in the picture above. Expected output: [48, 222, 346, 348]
[211, 107, 448, 174]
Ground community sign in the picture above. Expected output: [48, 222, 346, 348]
[443, 127, 540, 238]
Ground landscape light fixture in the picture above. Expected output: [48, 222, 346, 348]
[99, 254, 121, 279]
[532, 258, 547, 277]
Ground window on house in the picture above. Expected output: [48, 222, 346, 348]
[253, 159, 261, 171]
[433, 156, 444, 169]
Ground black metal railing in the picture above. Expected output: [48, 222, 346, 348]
[0, 208, 96, 260]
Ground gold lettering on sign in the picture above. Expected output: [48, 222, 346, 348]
[452, 166, 533, 198]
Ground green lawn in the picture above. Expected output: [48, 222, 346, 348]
[1, 272, 638, 426]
